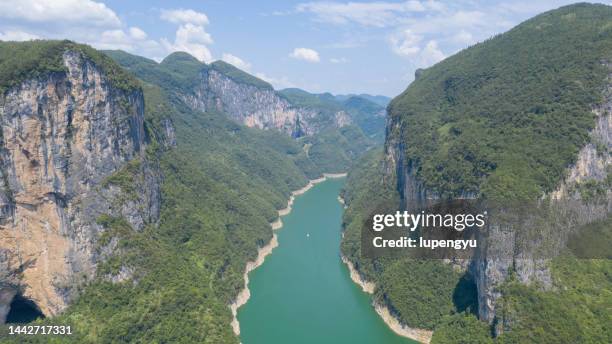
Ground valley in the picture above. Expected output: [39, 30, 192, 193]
[0, 2, 610, 344]
[238, 178, 414, 344]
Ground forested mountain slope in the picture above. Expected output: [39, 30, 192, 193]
[105, 50, 380, 173]
[0, 39, 358, 343]
[0, 40, 158, 324]
[342, 3, 611, 343]
[106, 50, 385, 141]
[386, 2, 611, 200]
[279, 88, 388, 142]
[335, 93, 391, 107]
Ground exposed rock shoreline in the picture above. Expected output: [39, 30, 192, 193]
[341, 256, 433, 344]
[229, 172, 347, 337]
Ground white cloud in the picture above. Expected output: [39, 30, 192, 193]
[450, 30, 474, 45]
[159, 9, 214, 63]
[0, 3, 216, 64]
[100, 29, 129, 43]
[175, 23, 213, 45]
[297, 0, 596, 76]
[414, 10, 490, 35]
[0, 30, 39, 41]
[255, 72, 296, 89]
[389, 29, 422, 57]
[160, 9, 209, 25]
[0, 2, 216, 64]
[222, 53, 251, 70]
[92, 29, 160, 54]
[296, 1, 442, 27]
[161, 23, 213, 62]
[0, 0, 121, 27]
[129, 27, 147, 40]
[421, 40, 445, 65]
[0, 0, 161, 55]
[389, 29, 445, 67]
[330, 57, 348, 63]
[289, 47, 320, 62]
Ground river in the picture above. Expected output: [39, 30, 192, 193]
[238, 178, 416, 344]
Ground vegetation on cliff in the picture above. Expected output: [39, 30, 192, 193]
[0, 40, 366, 343]
[210, 60, 273, 90]
[340, 152, 479, 333]
[492, 228, 612, 344]
[298, 126, 376, 173]
[0, 40, 140, 94]
[341, 96, 386, 142]
[47, 65, 326, 344]
[387, 3, 612, 200]
[341, 3, 611, 343]
[280, 87, 387, 142]
[54, 86, 319, 343]
[341, 144, 611, 344]
[106, 50, 380, 173]
[279, 88, 343, 111]
[335, 93, 391, 107]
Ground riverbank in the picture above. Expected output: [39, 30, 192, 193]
[229, 173, 347, 336]
[341, 257, 433, 344]
[230, 234, 278, 335]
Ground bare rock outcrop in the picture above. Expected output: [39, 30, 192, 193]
[0, 50, 160, 321]
[383, 64, 611, 333]
[181, 68, 350, 137]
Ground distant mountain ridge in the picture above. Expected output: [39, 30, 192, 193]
[335, 93, 391, 107]
[278, 88, 387, 142]
[105, 50, 386, 140]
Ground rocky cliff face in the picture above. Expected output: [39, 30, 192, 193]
[476, 66, 611, 330]
[181, 69, 350, 137]
[0, 50, 160, 322]
[384, 118, 476, 208]
[384, 65, 611, 333]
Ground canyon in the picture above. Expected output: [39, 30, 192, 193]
[0, 48, 161, 322]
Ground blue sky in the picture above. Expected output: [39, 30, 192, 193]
[1, 0, 610, 96]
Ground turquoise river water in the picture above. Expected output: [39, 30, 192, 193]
[238, 178, 416, 344]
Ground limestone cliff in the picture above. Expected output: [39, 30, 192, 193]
[174, 60, 350, 137]
[0, 49, 160, 322]
[106, 51, 365, 140]
[471, 64, 611, 329]
[383, 65, 611, 332]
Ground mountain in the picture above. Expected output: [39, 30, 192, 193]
[279, 88, 387, 142]
[335, 93, 391, 107]
[341, 3, 611, 343]
[107, 50, 380, 139]
[0, 40, 160, 323]
[104, 50, 378, 173]
[340, 96, 386, 142]
[0, 40, 371, 343]
[279, 88, 344, 116]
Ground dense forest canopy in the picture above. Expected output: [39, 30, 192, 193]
[342, 3, 612, 344]
[0, 40, 140, 94]
[388, 3, 612, 200]
[0, 38, 379, 342]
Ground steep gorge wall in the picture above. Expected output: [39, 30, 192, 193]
[0, 50, 160, 322]
[182, 69, 350, 137]
[471, 66, 612, 328]
[383, 67, 611, 331]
